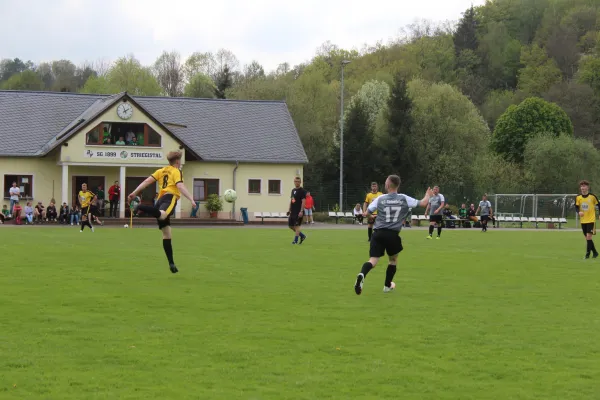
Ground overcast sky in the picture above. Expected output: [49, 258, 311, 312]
[1, 0, 486, 73]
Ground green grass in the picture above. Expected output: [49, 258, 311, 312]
[1, 226, 599, 399]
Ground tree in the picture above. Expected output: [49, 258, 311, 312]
[543, 81, 600, 142]
[80, 75, 118, 94]
[214, 49, 239, 78]
[347, 80, 390, 135]
[214, 64, 233, 99]
[107, 55, 162, 96]
[0, 58, 34, 83]
[478, 21, 521, 89]
[154, 51, 184, 97]
[492, 97, 574, 163]
[50, 60, 79, 92]
[183, 52, 216, 83]
[1, 70, 44, 90]
[517, 45, 562, 96]
[471, 151, 526, 195]
[243, 60, 265, 81]
[577, 55, 600, 94]
[383, 75, 413, 184]
[183, 73, 216, 98]
[480, 89, 521, 131]
[406, 79, 490, 196]
[453, 6, 478, 57]
[524, 135, 600, 193]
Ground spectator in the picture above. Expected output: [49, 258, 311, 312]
[353, 203, 364, 225]
[59, 202, 69, 224]
[108, 181, 121, 217]
[115, 136, 126, 145]
[13, 202, 23, 225]
[104, 137, 112, 145]
[153, 192, 159, 206]
[2, 204, 9, 220]
[130, 136, 139, 146]
[304, 191, 315, 224]
[9, 182, 20, 217]
[126, 129, 135, 144]
[24, 201, 34, 224]
[46, 202, 58, 222]
[34, 201, 46, 223]
[458, 203, 469, 228]
[70, 205, 80, 226]
[97, 185, 106, 216]
[467, 204, 478, 227]
[102, 127, 111, 144]
[443, 204, 456, 228]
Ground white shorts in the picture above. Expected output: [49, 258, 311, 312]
[304, 208, 313, 216]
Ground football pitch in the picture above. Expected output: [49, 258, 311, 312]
[1, 226, 599, 399]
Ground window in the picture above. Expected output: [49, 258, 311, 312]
[193, 179, 219, 201]
[4, 174, 33, 199]
[268, 180, 281, 195]
[84, 122, 162, 147]
[248, 179, 261, 194]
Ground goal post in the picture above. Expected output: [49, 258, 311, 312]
[493, 194, 578, 220]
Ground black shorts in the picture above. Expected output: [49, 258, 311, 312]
[89, 205, 99, 216]
[369, 229, 403, 258]
[288, 213, 303, 227]
[156, 194, 178, 229]
[481, 215, 490, 222]
[581, 222, 595, 236]
[429, 215, 443, 223]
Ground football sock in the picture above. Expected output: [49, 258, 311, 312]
[87, 221, 93, 229]
[437, 226, 442, 236]
[293, 235, 299, 243]
[163, 239, 174, 264]
[368, 228, 373, 241]
[586, 240, 592, 254]
[360, 262, 373, 277]
[385, 264, 397, 287]
[300, 232, 306, 239]
[592, 241, 598, 254]
[428, 225, 434, 236]
[138, 205, 161, 218]
[80, 220, 86, 230]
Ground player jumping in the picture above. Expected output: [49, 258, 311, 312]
[575, 180, 599, 259]
[128, 151, 196, 273]
[78, 183, 97, 233]
[354, 175, 433, 295]
[363, 182, 383, 242]
[424, 185, 444, 239]
[287, 176, 307, 245]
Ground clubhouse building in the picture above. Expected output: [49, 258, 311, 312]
[0, 90, 308, 220]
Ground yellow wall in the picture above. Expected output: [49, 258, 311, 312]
[1, 157, 303, 219]
[60, 101, 184, 165]
[181, 162, 303, 220]
[0, 157, 61, 206]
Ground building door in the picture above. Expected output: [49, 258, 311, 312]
[125, 177, 157, 217]
[72, 176, 105, 207]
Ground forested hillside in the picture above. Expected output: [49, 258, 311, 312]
[3, 0, 600, 208]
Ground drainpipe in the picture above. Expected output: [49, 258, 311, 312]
[232, 161, 239, 220]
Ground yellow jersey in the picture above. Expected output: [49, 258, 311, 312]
[365, 191, 383, 214]
[78, 190, 96, 208]
[576, 194, 599, 224]
[152, 165, 183, 199]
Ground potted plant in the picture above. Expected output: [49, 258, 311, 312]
[205, 193, 223, 218]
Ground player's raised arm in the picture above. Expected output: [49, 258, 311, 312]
[418, 187, 434, 208]
[176, 182, 196, 208]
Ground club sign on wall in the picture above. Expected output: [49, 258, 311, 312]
[84, 149, 163, 160]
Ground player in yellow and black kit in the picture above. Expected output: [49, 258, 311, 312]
[78, 183, 97, 232]
[128, 151, 196, 273]
[363, 182, 383, 242]
[575, 180, 599, 259]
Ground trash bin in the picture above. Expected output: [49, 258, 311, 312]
[240, 207, 249, 224]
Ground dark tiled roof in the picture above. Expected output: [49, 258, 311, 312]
[0, 90, 308, 164]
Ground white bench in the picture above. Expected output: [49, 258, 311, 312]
[254, 212, 288, 224]
[328, 211, 357, 224]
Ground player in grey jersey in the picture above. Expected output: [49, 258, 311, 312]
[475, 193, 493, 232]
[354, 175, 433, 295]
[424, 185, 445, 239]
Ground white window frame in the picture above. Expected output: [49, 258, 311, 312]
[267, 179, 282, 196]
[247, 178, 262, 195]
[193, 177, 221, 202]
[3, 172, 36, 200]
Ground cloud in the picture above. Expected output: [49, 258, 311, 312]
[0, 0, 485, 73]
